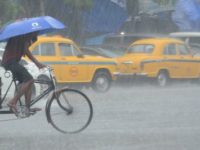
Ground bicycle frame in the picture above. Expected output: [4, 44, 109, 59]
[0, 77, 18, 109]
[0, 68, 93, 134]
[0, 67, 56, 114]
[30, 78, 54, 106]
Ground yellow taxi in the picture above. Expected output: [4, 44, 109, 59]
[25, 35, 119, 92]
[117, 38, 200, 86]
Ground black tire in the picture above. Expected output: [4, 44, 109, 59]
[156, 71, 169, 87]
[92, 71, 111, 92]
[46, 88, 93, 134]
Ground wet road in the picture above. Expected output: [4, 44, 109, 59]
[0, 83, 200, 150]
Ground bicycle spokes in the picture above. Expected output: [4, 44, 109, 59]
[58, 92, 73, 114]
[46, 89, 93, 134]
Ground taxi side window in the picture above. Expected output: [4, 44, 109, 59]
[32, 45, 39, 55]
[163, 44, 176, 55]
[145, 45, 154, 53]
[127, 44, 153, 53]
[72, 46, 82, 56]
[59, 43, 73, 56]
[178, 44, 190, 55]
[32, 43, 55, 56]
[127, 45, 143, 53]
[59, 43, 81, 56]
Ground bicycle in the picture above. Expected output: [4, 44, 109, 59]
[0, 66, 93, 134]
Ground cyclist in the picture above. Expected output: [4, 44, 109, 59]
[1, 32, 46, 115]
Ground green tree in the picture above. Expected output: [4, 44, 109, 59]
[17, 0, 46, 17]
[63, 0, 93, 10]
[126, 0, 139, 17]
[153, 0, 177, 6]
[0, 0, 21, 26]
[16, 0, 93, 42]
[62, 0, 93, 41]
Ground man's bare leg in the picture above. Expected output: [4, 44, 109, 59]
[8, 79, 34, 108]
[24, 84, 33, 108]
[24, 83, 42, 112]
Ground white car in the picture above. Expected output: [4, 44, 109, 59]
[0, 48, 47, 100]
[0, 60, 42, 100]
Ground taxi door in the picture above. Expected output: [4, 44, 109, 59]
[30, 42, 62, 81]
[57, 43, 88, 82]
[177, 44, 198, 77]
[162, 43, 182, 78]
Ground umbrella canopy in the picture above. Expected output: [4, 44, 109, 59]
[0, 16, 65, 42]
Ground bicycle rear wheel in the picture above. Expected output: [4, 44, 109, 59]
[46, 88, 93, 134]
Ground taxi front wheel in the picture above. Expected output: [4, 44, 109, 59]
[156, 71, 169, 87]
[92, 71, 111, 93]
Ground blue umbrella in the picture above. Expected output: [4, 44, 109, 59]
[0, 16, 65, 41]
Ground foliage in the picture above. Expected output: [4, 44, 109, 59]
[153, 0, 177, 6]
[126, 0, 139, 16]
[0, 0, 93, 41]
[17, 0, 45, 17]
[62, 0, 93, 10]
[0, 0, 21, 26]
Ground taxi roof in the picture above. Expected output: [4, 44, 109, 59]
[130, 37, 184, 46]
[37, 35, 74, 44]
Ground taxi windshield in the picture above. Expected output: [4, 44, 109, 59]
[127, 44, 154, 54]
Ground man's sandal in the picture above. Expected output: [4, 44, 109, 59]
[7, 103, 19, 117]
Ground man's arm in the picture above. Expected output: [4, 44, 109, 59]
[24, 46, 46, 69]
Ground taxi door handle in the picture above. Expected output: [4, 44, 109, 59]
[122, 61, 133, 64]
[61, 57, 66, 60]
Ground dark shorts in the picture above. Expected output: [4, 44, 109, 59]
[3, 60, 33, 83]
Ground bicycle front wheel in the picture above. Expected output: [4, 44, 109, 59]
[46, 88, 93, 134]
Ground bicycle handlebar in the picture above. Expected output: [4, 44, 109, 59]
[41, 66, 56, 85]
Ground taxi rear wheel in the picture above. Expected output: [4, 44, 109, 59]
[156, 71, 169, 87]
[92, 71, 111, 92]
